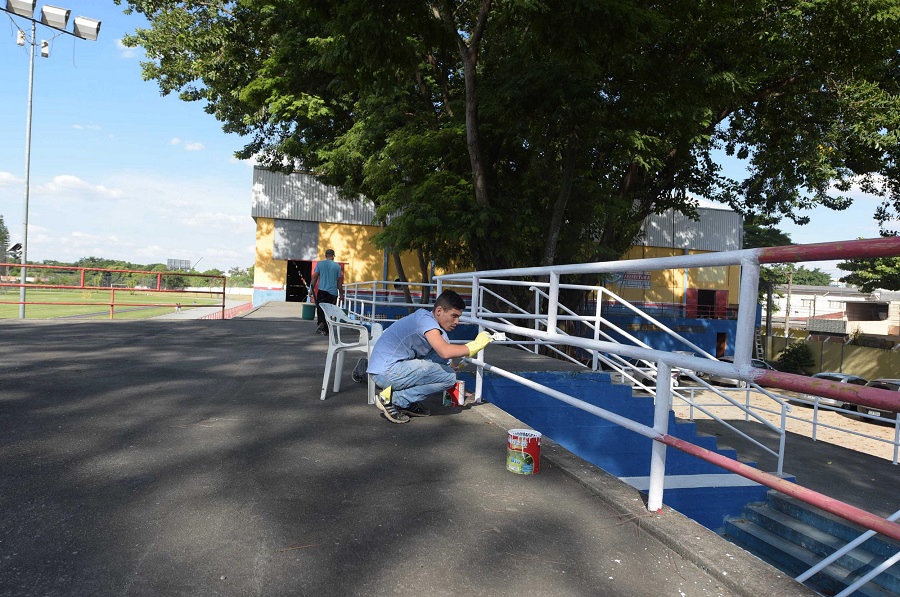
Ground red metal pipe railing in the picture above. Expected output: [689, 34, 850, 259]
[755, 370, 900, 413]
[757, 237, 900, 263]
[659, 434, 900, 541]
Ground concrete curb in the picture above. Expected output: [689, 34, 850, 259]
[473, 401, 818, 597]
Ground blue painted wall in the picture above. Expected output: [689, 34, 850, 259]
[253, 288, 286, 306]
[472, 370, 775, 530]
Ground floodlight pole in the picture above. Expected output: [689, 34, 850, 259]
[2, 3, 102, 318]
[19, 18, 35, 319]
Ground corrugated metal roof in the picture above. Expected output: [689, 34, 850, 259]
[251, 167, 376, 225]
[642, 207, 743, 252]
[252, 167, 741, 251]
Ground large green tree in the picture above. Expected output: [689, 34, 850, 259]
[0, 215, 9, 259]
[837, 256, 900, 291]
[116, 0, 900, 280]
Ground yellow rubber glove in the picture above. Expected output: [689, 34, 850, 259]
[465, 331, 494, 357]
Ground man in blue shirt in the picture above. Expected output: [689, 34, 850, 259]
[367, 290, 493, 423]
[310, 249, 343, 335]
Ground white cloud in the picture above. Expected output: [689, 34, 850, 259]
[116, 39, 136, 59]
[72, 124, 102, 131]
[230, 155, 258, 168]
[179, 212, 247, 230]
[22, 168, 256, 271]
[36, 175, 124, 199]
[0, 171, 21, 187]
[170, 138, 205, 151]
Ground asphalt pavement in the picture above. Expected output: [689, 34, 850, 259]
[0, 302, 827, 596]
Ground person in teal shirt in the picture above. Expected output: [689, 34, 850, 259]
[310, 249, 343, 334]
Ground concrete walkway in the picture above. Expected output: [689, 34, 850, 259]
[151, 298, 253, 320]
[0, 302, 820, 596]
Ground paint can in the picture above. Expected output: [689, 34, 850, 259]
[443, 380, 466, 407]
[506, 429, 542, 475]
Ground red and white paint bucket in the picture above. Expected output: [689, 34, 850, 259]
[506, 429, 542, 475]
[443, 380, 466, 407]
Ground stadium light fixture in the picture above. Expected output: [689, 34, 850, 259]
[73, 15, 100, 40]
[5, 0, 35, 19]
[1, 2, 101, 318]
[38, 4, 68, 30]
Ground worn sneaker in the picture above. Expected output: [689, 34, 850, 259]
[351, 358, 368, 383]
[400, 402, 431, 417]
[374, 395, 410, 424]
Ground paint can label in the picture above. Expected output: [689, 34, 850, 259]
[443, 380, 466, 407]
[506, 429, 542, 474]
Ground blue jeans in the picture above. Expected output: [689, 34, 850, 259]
[372, 356, 456, 408]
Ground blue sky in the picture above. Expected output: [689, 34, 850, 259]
[0, 2, 892, 278]
[1, 3, 255, 273]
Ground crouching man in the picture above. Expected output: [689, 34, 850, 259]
[366, 289, 494, 424]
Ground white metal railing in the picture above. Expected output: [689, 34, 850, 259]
[676, 387, 900, 465]
[343, 276, 896, 471]
[430, 238, 900, 545]
[343, 239, 900, 582]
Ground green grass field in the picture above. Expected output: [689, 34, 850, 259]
[0, 288, 245, 320]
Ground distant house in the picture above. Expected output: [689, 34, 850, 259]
[770, 284, 900, 340]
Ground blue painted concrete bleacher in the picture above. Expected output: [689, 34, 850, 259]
[473, 370, 777, 531]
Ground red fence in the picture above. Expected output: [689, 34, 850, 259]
[0, 263, 227, 319]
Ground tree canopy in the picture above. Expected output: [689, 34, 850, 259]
[0, 215, 9, 258]
[116, 0, 900, 278]
[771, 264, 834, 287]
[837, 256, 900, 291]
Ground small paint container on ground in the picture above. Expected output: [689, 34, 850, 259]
[506, 429, 541, 474]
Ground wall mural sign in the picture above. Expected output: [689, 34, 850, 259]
[607, 272, 651, 289]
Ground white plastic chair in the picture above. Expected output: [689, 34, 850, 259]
[319, 303, 382, 402]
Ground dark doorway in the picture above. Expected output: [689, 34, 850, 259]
[697, 289, 716, 319]
[286, 261, 312, 302]
[716, 333, 727, 358]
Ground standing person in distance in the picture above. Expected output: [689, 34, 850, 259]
[310, 248, 343, 335]
[366, 289, 494, 424]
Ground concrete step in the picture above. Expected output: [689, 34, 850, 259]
[768, 492, 900, 561]
[723, 518, 897, 597]
[743, 503, 900, 595]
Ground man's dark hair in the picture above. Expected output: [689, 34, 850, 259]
[434, 289, 465, 312]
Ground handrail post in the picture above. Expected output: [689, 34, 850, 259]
[893, 415, 899, 465]
[734, 258, 761, 372]
[647, 361, 673, 512]
[593, 288, 603, 370]
[469, 276, 480, 320]
[547, 272, 560, 334]
[777, 404, 786, 475]
[533, 287, 541, 354]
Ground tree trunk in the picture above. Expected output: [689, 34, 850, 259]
[392, 250, 415, 313]
[433, 1, 496, 273]
[417, 248, 432, 304]
[541, 127, 579, 267]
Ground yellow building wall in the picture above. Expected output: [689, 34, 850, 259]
[317, 222, 385, 284]
[255, 217, 738, 303]
[687, 249, 740, 304]
[253, 218, 288, 289]
[610, 246, 740, 305]
[253, 219, 436, 289]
